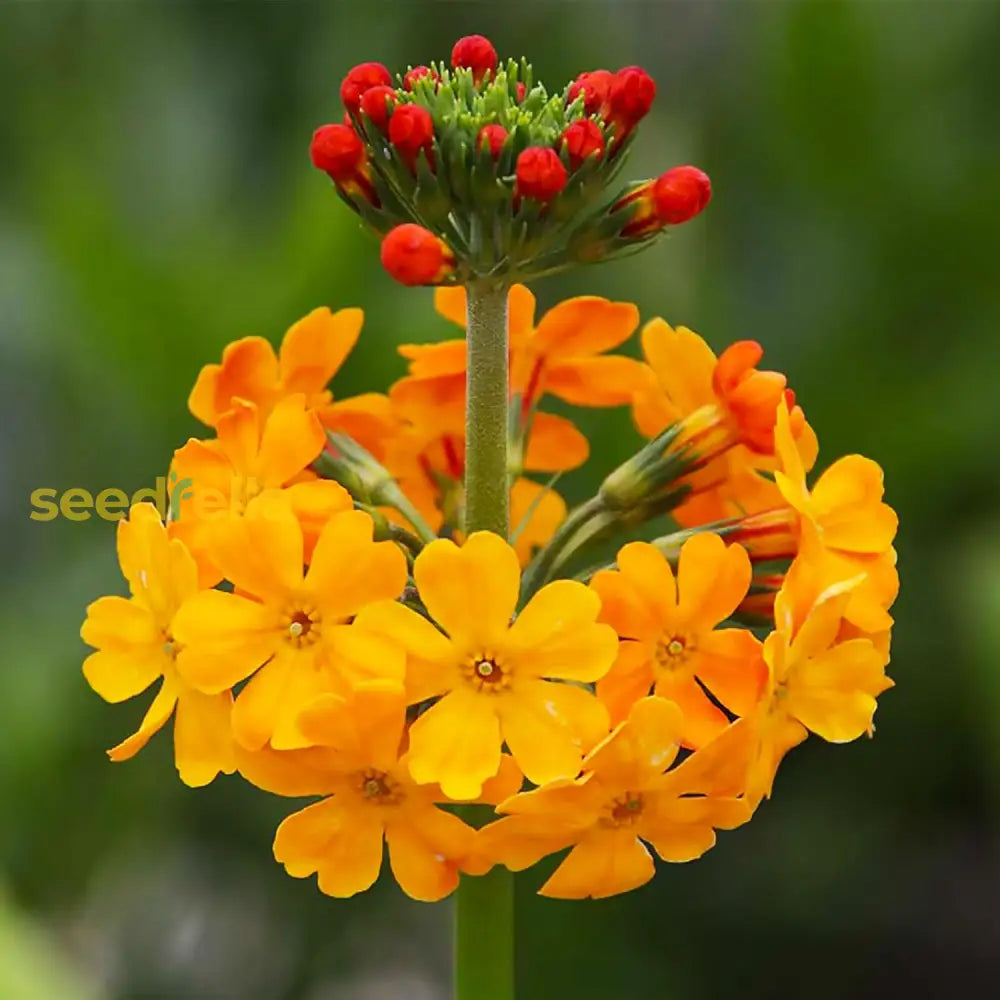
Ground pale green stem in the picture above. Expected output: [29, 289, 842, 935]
[454, 280, 514, 1000]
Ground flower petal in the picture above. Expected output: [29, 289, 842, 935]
[407, 689, 502, 800]
[540, 829, 654, 899]
[305, 510, 407, 618]
[173, 591, 280, 694]
[499, 681, 608, 786]
[615, 542, 677, 627]
[107, 676, 179, 762]
[590, 569, 660, 641]
[596, 640, 656, 726]
[173, 687, 236, 787]
[543, 356, 652, 407]
[256, 394, 326, 487]
[676, 533, 752, 630]
[654, 673, 729, 749]
[693, 629, 767, 717]
[385, 807, 472, 901]
[523, 412, 589, 471]
[530, 298, 639, 358]
[279, 306, 363, 392]
[81, 597, 164, 702]
[413, 533, 520, 649]
[274, 797, 385, 898]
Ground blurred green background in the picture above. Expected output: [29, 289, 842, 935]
[3, 1, 999, 997]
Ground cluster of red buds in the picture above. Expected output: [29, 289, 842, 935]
[310, 34, 712, 286]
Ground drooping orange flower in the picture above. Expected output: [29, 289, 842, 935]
[745, 562, 893, 807]
[170, 394, 350, 584]
[354, 531, 618, 799]
[171, 495, 407, 751]
[235, 681, 522, 901]
[628, 321, 818, 514]
[592, 535, 765, 746]
[80, 503, 235, 787]
[478, 697, 752, 898]
[188, 306, 394, 457]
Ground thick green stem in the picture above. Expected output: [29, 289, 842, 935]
[454, 862, 515, 1000]
[454, 280, 514, 1000]
[463, 281, 510, 537]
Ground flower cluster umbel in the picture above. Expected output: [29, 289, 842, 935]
[310, 34, 711, 286]
[82, 283, 898, 901]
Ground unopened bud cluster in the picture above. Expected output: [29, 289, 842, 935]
[310, 34, 712, 286]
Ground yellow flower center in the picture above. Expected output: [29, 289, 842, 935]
[463, 653, 511, 693]
[161, 632, 180, 658]
[602, 793, 645, 828]
[357, 769, 403, 806]
[283, 607, 321, 647]
[655, 634, 692, 670]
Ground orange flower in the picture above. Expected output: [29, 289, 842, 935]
[354, 532, 618, 799]
[479, 698, 752, 899]
[170, 395, 350, 584]
[592, 535, 765, 746]
[188, 306, 394, 457]
[236, 681, 522, 900]
[171, 495, 407, 751]
[745, 563, 893, 806]
[80, 503, 235, 786]
[629, 319, 816, 496]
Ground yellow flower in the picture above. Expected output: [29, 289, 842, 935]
[355, 532, 618, 799]
[479, 697, 752, 898]
[592, 535, 765, 746]
[235, 681, 522, 901]
[746, 562, 894, 806]
[80, 503, 235, 786]
[171, 494, 407, 751]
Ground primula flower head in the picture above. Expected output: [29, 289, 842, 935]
[310, 37, 709, 284]
[354, 531, 618, 799]
[81, 503, 236, 787]
[479, 697, 752, 898]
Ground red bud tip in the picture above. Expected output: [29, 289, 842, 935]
[388, 104, 436, 170]
[380, 224, 456, 286]
[478, 124, 509, 159]
[515, 81, 527, 102]
[359, 85, 397, 132]
[310, 124, 365, 179]
[608, 66, 656, 132]
[515, 147, 568, 202]
[404, 65, 439, 90]
[451, 34, 498, 84]
[568, 69, 614, 116]
[653, 165, 712, 224]
[340, 62, 393, 115]
[561, 119, 605, 169]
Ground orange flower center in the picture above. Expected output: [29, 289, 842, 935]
[357, 769, 404, 805]
[284, 607, 321, 648]
[603, 793, 645, 827]
[655, 634, 692, 670]
[464, 653, 511, 694]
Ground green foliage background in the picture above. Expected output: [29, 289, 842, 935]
[2, 2, 999, 997]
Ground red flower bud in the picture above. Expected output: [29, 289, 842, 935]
[478, 124, 508, 159]
[653, 165, 712, 224]
[616, 165, 712, 237]
[388, 103, 436, 170]
[340, 62, 392, 115]
[404, 65, 439, 90]
[561, 119, 605, 169]
[568, 69, 614, 116]
[608, 66, 656, 138]
[515, 147, 568, 203]
[514, 147, 568, 202]
[310, 124, 364, 178]
[359, 84, 397, 132]
[451, 34, 498, 84]
[380, 224, 456, 286]
[515, 81, 527, 102]
[310, 124, 377, 205]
